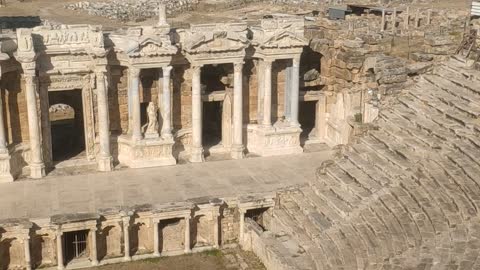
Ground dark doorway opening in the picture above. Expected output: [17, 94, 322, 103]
[299, 101, 316, 141]
[49, 89, 85, 162]
[202, 101, 222, 148]
[63, 230, 89, 264]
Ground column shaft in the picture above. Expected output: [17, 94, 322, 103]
[239, 211, 245, 244]
[123, 218, 131, 261]
[190, 66, 204, 162]
[153, 221, 160, 256]
[24, 71, 45, 178]
[90, 229, 99, 265]
[262, 60, 273, 127]
[0, 92, 7, 153]
[381, 9, 386, 32]
[160, 66, 173, 139]
[96, 69, 113, 171]
[56, 233, 64, 270]
[256, 60, 264, 124]
[24, 237, 31, 270]
[232, 62, 244, 159]
[213, 214, 220, 248]
[184, 216, 191, 253]
[129, 67, 142, 140]
[392, 8, 397, 33]
[290, 57, 300, 127]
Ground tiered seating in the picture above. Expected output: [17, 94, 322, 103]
[267, 58, 480, 269]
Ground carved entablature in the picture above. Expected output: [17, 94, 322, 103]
[39, 73, 92, 91]
[251, 17, 308, 59]
[108, 25, 177, 67]
[17, 25, 106, 58]
[181, 22, 249, 65]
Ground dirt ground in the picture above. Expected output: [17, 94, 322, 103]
[0, 0, 469, 31]
[85, 249, 266, 270]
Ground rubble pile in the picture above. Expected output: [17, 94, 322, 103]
[65, 0, 199, 22]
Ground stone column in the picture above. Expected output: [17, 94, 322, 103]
[160, 66, 173, 139]
[23, 236, 31, 270]
[56, 232, 64, 270]
[290, 57, 300, 127]
[96, 68, 113, 171]
[231, 62, 244, 159]
[381, 8, 386, 32]
[129, 67, 142, 141]
[122, 217, 131, 261]
[315, 96, 327, 140]
[184, 215, 191, 253]
[153, 220, 160, 256]
[262, 60, 273, 127]
[158, 3, 168, 26]
[415, 10, 420, 28]
[427, 9, 432, 25]
[392, 8, 397, 33]
[0, 89, 13, 182]
[284, 63, 292, 122]
[213, 213, 220, 248]
[256, 60, 264, 124]
[24, 69, 45, 179]
[239, 210, 245, 244]
[404, 6, 410, 30]
[90, 228, 99, 266]
[190, 65, 204, 163]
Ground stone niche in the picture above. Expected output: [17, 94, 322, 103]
[159, 218, 185, 252]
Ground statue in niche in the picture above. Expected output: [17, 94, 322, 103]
[143, 102, 159, 138]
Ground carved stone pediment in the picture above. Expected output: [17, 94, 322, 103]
[251, 17, 308, 49]
[108, 26, 177, 59]
[182, 23, 249, 54]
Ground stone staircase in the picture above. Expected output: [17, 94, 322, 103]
[263, 58, 480, 269]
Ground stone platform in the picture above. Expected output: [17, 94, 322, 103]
[0, 149, 332, 220]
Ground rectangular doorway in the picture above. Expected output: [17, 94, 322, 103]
[63, 230, 89, 263]
[48, 89, 86, 162]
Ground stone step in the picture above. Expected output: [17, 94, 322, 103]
[325, 163, 371, 199]
[351, 144, 404, 179]
[282, 199, 322, 240]
[359, 136, 412, 170]
[369, 130, 423, 164]
[337, 224, 370, 268]
[310, 183, 353, 218]
[451, 139, 480, 167]
[358, 208, 397, 259]
[423, 73, 480, 106]
[435, 65, 480, 96]
[289, 191, 333, 232]
[300, 188, 343, 224]
[344, 150, 391, 187]
[336, 158, 382, 193]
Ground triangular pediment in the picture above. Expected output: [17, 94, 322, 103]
[262, 30, 308, 48]
[131, 38, 177, 56]
[184, 32, 248, 53]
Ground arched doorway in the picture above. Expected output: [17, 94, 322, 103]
[48, 90, 86, 162]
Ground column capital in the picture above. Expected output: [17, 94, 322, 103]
[263, 58, 274, 65]
[234, 62, 244, 72]
[129, 66, 141, 77]
[191, 64, 203, 73]
[95, 66, 108, 75]
[292, 56, 301, 66]
[162, 65, 173, 73]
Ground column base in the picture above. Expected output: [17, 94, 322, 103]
[91, 260, 99, 266]
[230, 145, 245, 160]
[123, 256, 132, 262]
[117, 135, 176, 168]
[97, 155, 113, 172]
[189, 146, 204, 163]
[29, 163, 45, 179]
[0, 153, 13, 183]
[153, 251, 161, 257]
[246, 124, 303, 157]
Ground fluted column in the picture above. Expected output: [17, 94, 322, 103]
[190, 65, 204, 163]
[239, 210, 245, 244]
[0, 91, 7, 154]
[129, 67, 142, 141]
[153, 220, 160, 256]
[256, 60, 264, 124]
[56, 231, 64, 270]
[213, 212, 220, 248]
[90, 228, 99, 266]
[231, 62, 244, 159]
[262, 60, 273, 127]
[122, 217, 131, 261]
[24, 69, 45, 179]
[161, 66, 173, 139]
[290, 57, 300, 127]
[184, 215, 191, 253]
[96, 68, 113, 171]
[23, 235, 31, 270]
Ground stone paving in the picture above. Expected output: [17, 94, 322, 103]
[268, 57, 480, 270]
[0, 150, 332, 220]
